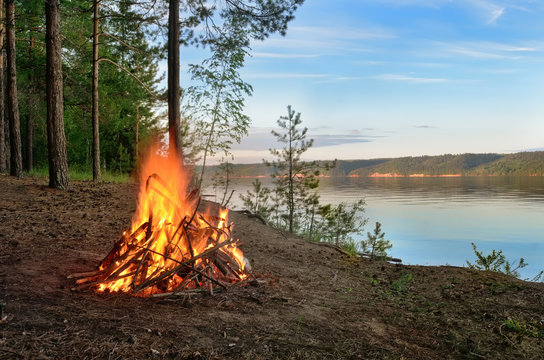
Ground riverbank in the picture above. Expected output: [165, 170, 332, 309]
[1, 175, 543, 359]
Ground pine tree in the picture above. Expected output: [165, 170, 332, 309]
[5, 0, 22, 178]
[319, 200, 367, 247]
[0, 0, 5, 173]
[60, 0, 162, 174]
[240, 178, 271, 220]
[361, 222, 392, 259]
[267, 106, 321, 233]
[187, 14, 252, 189]
[45, 0, 69, 189]
[170, 0, 304, 170]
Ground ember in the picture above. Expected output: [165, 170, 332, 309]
[70, 146, 251, 297]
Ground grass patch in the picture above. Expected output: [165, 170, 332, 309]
[26, 167, 133, 184]
[502, 319, 544, 338]
[390, 272, 413, 295]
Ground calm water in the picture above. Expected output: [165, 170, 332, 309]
[206, 176, 544, 279]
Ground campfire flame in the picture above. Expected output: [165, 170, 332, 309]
[72, 146, 249, 297]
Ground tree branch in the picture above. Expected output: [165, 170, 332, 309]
[98, 57, 163, 101]
[101, 31, 143, 52]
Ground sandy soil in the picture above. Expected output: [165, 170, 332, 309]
[1, 174, 543, 359]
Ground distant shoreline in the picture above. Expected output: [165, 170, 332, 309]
[208, 151, 544, 178]
[221, 173, 544, 179]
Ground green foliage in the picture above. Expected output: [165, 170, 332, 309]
[340, 238, 360, 257]
[175, 1, 304, 185]
[266, 106, 324, 233]
[466, 243, 506, 272]
[343, 152, 544, 177]
[13, 0, 163, 173]
[261, 106, 368, 250]
[210, 160, 235, 207]
[390, 272, 413, 295]
[185, 14, 253, 188]
[239, 178, 271, 220]
[502, 318, 544, 338]
[361, 222, 392, 260]
[27, 167, 132, 184]
[475, 152, 544, 176]
[317, 200, 367, 248]
[204, 151, 544, 178]
[296, 314, 305, 332]
[8, 0, 306, 183]
[466, 243, 542, 281]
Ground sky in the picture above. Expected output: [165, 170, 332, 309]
[182, 0, 544, 164]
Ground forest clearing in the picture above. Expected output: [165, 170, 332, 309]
[1, 1, 544, 359]
[1, 174, 543, 359]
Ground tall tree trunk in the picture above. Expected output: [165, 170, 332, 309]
[197, 65, 227, 190]
[0, 0, 6, 173]
[25, 36, 34, 172]
[135, 105, 139, 162]
[45, 0, 69, 189]
[91, 0, 101, 181]
[168, 0, 182, 157]
[6, 0, 22, 178]
[288, 114, 294, 233]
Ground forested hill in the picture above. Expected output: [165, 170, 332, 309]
[210, 152, 544, 177]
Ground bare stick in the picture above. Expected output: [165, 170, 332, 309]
[72, 271, 135, 291]
[131, 213, 154, 290]
[67, 270, 100, 279]
[133, 237, 235, 292]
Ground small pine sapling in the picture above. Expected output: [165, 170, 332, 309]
[361, 221, 392, 260]
[239, 178, 272, 221]
[466, 242, 505, 272]
[466, 243, 543, 281]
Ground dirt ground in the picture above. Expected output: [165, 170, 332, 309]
[1, 174, 543, 359]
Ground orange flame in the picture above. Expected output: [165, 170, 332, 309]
[94, 145, 248, 296]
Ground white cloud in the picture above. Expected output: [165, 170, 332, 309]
[373, 0, 511, 25]
[250, 25, 394, 54]
[432, 41, 538, 60]
[252, 52, 320, 59]
[486, 6, 505, 24]
[312, 76, 363, 84]
[350, 60, 386, 66]
[229, 127, 377, 152]
[290, 25, 394, 41]
[243, 72, 329, 80]
[414, 125, 437, 129]
[376, 74, 449, 83]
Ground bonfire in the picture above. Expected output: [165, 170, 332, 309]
[70, 146, 251, 298]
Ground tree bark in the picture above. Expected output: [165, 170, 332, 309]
[168, 0, 182, 158]
[0, 0, 6, 173]
[288, 109, 294, 233]
[25, 36, 34, 172]
[91, 0, 101, 181]
[5, 0, 22, 178]
[135, 105, 139, 162]
[45, 0, 69, 189]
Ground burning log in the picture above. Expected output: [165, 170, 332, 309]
[70, 146, 251, 297]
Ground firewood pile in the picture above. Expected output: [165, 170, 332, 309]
[69, 174, 252, 298]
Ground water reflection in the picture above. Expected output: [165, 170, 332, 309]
[209, 176, 544, 279]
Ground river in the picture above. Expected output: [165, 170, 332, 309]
[206, 176, 544, 279]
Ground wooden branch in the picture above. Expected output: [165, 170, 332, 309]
[132, 237, 236, 292]
[131, 213, 154, 290]
[101, 31, 143, 52]
[314, 242, 351, 256]
[67, 270, 100, 279]
[72, 271, 135, 291]
[222, 189, 235, 208]
[98, 57, 162, 100]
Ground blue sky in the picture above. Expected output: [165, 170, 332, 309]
[181, 0, 544, 163]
